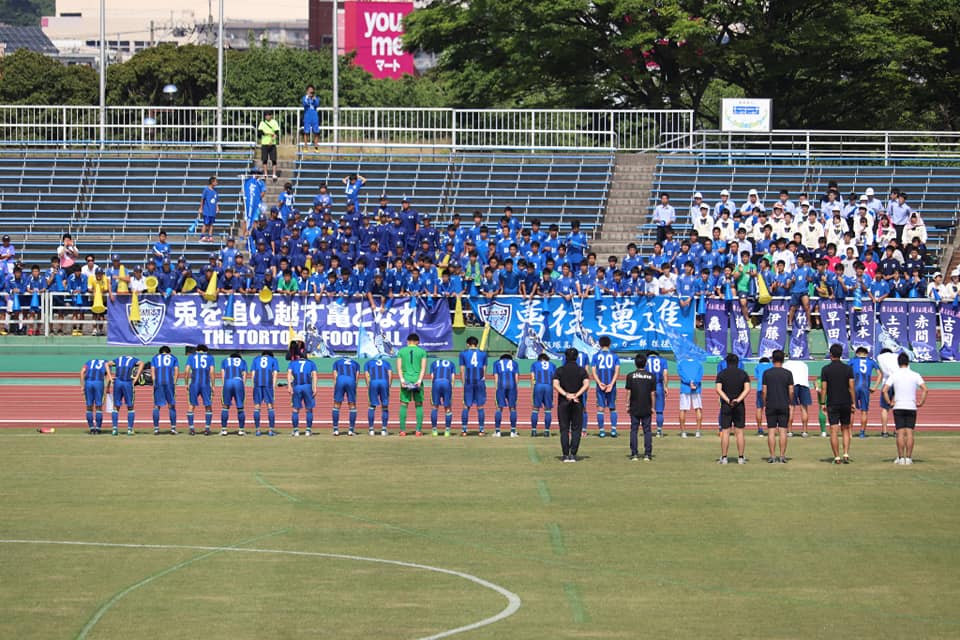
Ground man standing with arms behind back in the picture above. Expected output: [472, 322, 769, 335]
[715, 353, 751, 464]
[625, 353, 656, 461]
[762, 350, 794, 463]
[397, 333, 428, 436]
[820, 343, 856, 464]
[883, 353, 927, 465]
[553, 348, 591, 462]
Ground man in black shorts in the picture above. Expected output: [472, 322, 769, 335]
[819, 343, 855, 464]
[762, 350, 794, 463]
[715, 353, 751, 464]
[625, 353, 656, 461]
[882, 353, 927, 466]
[553, 348, 591, 462]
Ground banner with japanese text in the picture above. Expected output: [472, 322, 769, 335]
[849, 303, 876, 355]
[758, 299, 788, 358]
[703, 299, 729, 357]
[907, 300, 939, 362]
[106, 294, 452, 351]
[940, 304, 960, 361]
[469, 295, 694, 353]
[818, 300, 849, 358]
[878, 301, 908, 354]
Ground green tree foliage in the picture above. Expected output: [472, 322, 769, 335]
[0, 0, 54, 27]
[0, 49, 97, 104]
[106, 43, 217, 106]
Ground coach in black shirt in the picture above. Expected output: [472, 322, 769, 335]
[762, 350, 794, 463]
[553, 347, 591, 462]
[715, 353, 751, 464]
[819, 343, 855, 464]
[625, 353, 656, 461]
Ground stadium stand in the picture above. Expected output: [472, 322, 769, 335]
[294, 152, 614, 233]
[642, 157, 960, 269]
[0, 149, 251, 267]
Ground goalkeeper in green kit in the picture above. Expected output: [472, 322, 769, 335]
[397, 333, 428, 436]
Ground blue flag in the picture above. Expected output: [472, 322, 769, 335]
[663, 326, 708, 364]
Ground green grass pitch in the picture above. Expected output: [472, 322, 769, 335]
[1, 430, 959, 639]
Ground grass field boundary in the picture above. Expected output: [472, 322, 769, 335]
[0, 539, 523, 640]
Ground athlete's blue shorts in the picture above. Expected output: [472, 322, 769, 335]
[496, 386, 517, 408]
[113, 380, 134, 408]
[533, 384, 553, 410]
[855, 388, 871, 411]
[189, 384, 212, 407]
[292, 383, 315, 410]
[368, 382, 389, 407]
[431, 380, 452, 407]
[880, 387, 894, 410]
[756, 389, 764, 409]
[789, 292, 808, 307]
[202, 214, 216, 226]
[595, 386, 617, 409]
[654, 384, 666, 413]
[222, 378, 245, 409]
[792, 386, 812, 406]
[302, 114, 319, 134]
[84, 380, 104, 407]
[153, 383, 176, 408]
[253, 385, 275, 405]
[333, 377, 357, 404]
[463, 382, 487, 407]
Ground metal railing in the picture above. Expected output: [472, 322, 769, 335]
[0, 106, 695, 152]
[688, 130, 960, 165]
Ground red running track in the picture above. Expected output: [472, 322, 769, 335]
[3, 382, 960, 431]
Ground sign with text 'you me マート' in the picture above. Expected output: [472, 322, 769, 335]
[343, 1, 415, 79]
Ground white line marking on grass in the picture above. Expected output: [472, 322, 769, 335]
[0, 539, 522, 640]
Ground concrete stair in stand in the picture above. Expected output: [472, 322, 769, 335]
[590, 153, 658, 261]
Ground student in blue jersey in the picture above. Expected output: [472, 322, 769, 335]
[677, 355, 704, 438]
[753, 357, 772, 437]
[184, 344, 215, 435]
[110, 354, 144, 436]
[343, 174, 367, 212]
[287, 348, 318, 437]
[151, 346, 179, 435]
[198, 176, 219, 243]
[493, 354, 520, 437]
[429, 357, 456, 436]
[219, 352, 248, 436]
[80, 357, 111, 434]
[849, 346, 882, 439]
[364, 355, 393, 436]
[590, 336, 620, 438]
[646, 351, 669, 437]
[530, 353, 556, 437]
[459, 336, 488, 435]
[249, 350, 279, 436]
[788, 253, 814, 329]
[301, 84, 320, 147]
[331, 355, 360, 436]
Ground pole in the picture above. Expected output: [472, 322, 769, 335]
[216, 0, 224, 150]
[332, 0, 339, 147]
[99, 0, 106, 148]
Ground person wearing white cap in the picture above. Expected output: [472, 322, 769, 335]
[926, 272, 946, 301]
[689, 192, 704, 224]
[942, 270, 960, 303]
[714, 189, 736, 219]
[864, 187, 884, 216]
[693, 203, 715, 239]
[742, 188, 764, 215]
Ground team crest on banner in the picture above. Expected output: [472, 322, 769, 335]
[128, 299, 165, 344]
[479, 301, 512, 334]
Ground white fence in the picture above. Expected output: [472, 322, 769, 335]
[0, 106, 695, 152]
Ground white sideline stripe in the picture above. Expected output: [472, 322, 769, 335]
[0, 539, 522, 640]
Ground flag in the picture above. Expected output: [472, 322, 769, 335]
[479, 322, 491, 351]
[877, 323, 913, 361]
[663, 326, 708, 364]
[304, 324, 334, 358]
[571, 325, 599, 360]
[372, 323, 397, 357]
[357, 322, 376, 358]
[517, 324, 561, 360]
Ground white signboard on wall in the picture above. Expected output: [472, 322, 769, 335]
[721, 98, 772, 132]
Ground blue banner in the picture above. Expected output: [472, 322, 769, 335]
[469, 295, 694, 354]
[731, 308, 752, 360]
[107, 294, 453, 351]
[819, 299, 849, 358]
[878, 301, 908, 355]
[849, 303, 876, 355]
[789, 310, 810, 360]
[940, 304, 959, 361]
[704, 299, 728, 357]
[758, 299, 788, 358]
[908, 300, 939, 362]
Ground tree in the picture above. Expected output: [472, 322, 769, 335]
[0, 49, 97, 104]
[0, 0, 54, 27]
[106, 44, 217, 106]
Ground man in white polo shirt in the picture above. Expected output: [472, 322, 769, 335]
[881, 353, 927, 465]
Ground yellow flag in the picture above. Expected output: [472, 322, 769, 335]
[756, 272, 772, 305]
[478, 322, 491, 351]
[129, 289, 141, 322]
[452, 296, 465, 328]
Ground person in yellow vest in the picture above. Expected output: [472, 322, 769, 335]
[258, 111, 281, 182]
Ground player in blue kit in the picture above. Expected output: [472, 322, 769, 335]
[150, 346, 179, 435]
[184, 344, 215, 435]
[301, 85, 320, 148]
[249, 350, 279, 436]
[459, 336, 488, 435]
[364, 356, 392, 436]
[493, 354, 519, 437]
[849, 346, 882, 438]
[80, 357, 110, 434]
[576, 349, 591, 435]
[590, 336, 620, 438]
[287, 352, 318, 436]
[530, 353, 556, 437]
[646, 351, 669, 437]
[220, 353, 248, 436]
[110, 355, 144, 436]
[429, 357, 456, 436]
[198, 176, 219, 243]
[332, 356, 360, 436]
